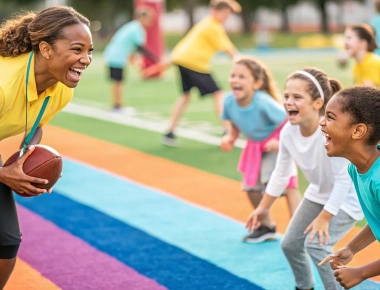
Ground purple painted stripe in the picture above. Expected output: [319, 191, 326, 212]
[17, 205, 167, 290]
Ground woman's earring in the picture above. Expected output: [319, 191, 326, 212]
[46, 56, 50, 59]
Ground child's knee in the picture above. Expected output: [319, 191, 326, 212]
[305, 240, 331, 261]
[280, 236, 295, 254]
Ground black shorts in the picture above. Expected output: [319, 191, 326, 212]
[109, 67, 124, 82]
[177, 65, 220, 97]
[0, 157, 21, 259]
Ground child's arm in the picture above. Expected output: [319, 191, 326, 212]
[220, 121, 239, 152]
[136, 46, 158, 63]
[246, 193, 277, 231]
[142, 58, 173, 78]
[319, 224, 376, 268]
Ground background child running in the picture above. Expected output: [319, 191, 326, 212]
[221, 57, 301, 243]
[103, 7, 157, 114]
[319, 86, 380, 289]
[246, 68, 364, 290]
[344, 23, 380, 87]
[144, 0, 241, 147]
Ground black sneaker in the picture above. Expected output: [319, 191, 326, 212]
[243, 224, 277, 243]
[295, 288, 314, 290]
[162, 132, 179, 147]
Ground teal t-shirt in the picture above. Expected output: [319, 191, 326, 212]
[103, 20, 145, 68]
[221, 90, 286, 141]
[370, 15, 380, 55]
[348, 151, 380, 241]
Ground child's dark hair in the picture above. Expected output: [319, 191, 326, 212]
[349, 24, 377, 52]
[235, 56, 280, 102]
[134, 6, 154, 19]
[336, 87, 380, 145]
[286, 67, 342, 114]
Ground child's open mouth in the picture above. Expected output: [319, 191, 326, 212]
[232, 85, 243, 94]
[322, 131, 332, 146]
[287, 109, 299, 119]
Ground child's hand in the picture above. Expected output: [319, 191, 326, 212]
[318, 247, 354, 269]
[246, 207, 269, 232]
[142, 64, 159, 78]
[334, 266, 364, 289]
[264, 139, 279, 152]
[220, 135, 235, 152]
[304, 214, 330, 246]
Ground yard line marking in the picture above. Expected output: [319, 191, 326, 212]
[63, 102, 246, 148]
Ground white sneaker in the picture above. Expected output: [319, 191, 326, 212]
[112, 107, 136, 116]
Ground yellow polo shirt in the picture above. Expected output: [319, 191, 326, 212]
[353, 52, 380, 86]
[0, 52, 73, 141]
[171, 16, 235, 73]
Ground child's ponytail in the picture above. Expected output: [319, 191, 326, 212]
[329, 78, 342, 96]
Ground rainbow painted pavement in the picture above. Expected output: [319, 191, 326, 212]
[3, 126, 380, 290]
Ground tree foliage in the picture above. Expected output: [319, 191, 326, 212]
[67, 0, 133, 36]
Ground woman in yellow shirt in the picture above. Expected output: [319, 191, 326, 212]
[344, 24, 380, 87]
[0, 6, 93, 288]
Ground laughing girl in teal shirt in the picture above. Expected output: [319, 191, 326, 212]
[319, 86, 380, 289]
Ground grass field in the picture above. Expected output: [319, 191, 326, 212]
[93, 31, 338, 52]
[5, 48, 375, 289]
[51, 49, 366, 229]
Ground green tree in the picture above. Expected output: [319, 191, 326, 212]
[166, 0, 208, 31]
[0, 0, 42, 22]
[236, 0, 300, 34]
[67, 0, 133, 37]
[274, 0, 301, 32]
[310, 0, 364, 33]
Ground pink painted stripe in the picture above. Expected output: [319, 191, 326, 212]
[16, 205, 167, 290]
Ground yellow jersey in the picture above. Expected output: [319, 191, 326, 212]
[171, 16, 235, 73]
[353, 52, 380, 86]
[0, 52, 73, 141]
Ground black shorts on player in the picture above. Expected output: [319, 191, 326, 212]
[177, 65, 220, 97]
[109, 67, 124, 82]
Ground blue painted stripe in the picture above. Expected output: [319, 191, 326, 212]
[16, 193, 261, 290]
[17, 159, 380, 290]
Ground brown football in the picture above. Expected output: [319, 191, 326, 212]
[3, 145, 63, 197]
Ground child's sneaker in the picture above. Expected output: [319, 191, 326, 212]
[243, 224, 277, 243]
[162, 132, 179, 147]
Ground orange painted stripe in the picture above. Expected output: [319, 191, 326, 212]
[5, 258, 60, 290]
[1, 125, 379, 282]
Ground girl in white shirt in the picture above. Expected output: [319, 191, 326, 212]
[246, 68, 363, 290]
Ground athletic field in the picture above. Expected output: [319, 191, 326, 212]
[3, 50, 380, 289]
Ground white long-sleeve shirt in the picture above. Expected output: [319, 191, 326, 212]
[266, 122, 363, 221]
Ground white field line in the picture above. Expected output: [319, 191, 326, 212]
[73, 98, 214, 113]
[63, 102, 246, 148]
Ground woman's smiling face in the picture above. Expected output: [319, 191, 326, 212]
[45, 23, 93, 88]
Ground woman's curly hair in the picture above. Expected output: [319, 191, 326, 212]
[0, 6, 90, 57]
